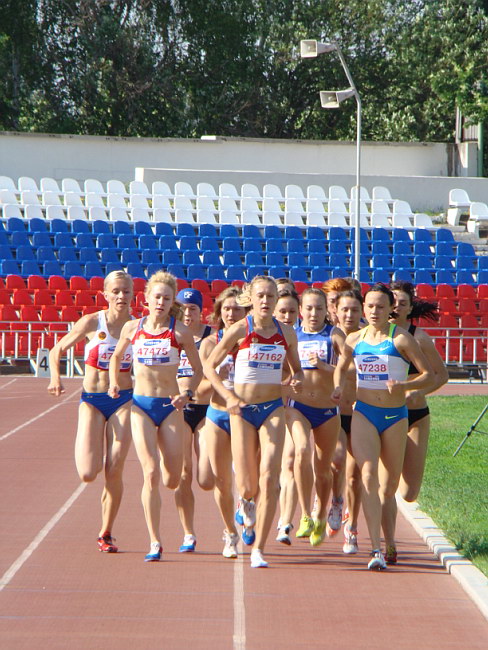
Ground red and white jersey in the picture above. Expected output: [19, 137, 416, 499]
[234, 316, 288, 385]
[131, 316, 181, 367]
[84, 310, 132, 372]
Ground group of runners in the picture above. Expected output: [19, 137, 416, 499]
[47, 267, 448, 569]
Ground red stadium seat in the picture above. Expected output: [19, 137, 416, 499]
[477, 285, 488, 300]
[479, 300, 488, 315]
[5, 275, 26, 290]
[20, 305, 40, 322]
[437, 298, 458, 316]
[202, 293, 213, 310]
[74, 292, 94, 307]
[457, 298, 477, 315]
[41, 305, 61, 322]
[12, 289, 33, 307]
[293, 281, 309, 295]
[0, 304, 19, 321]
[436, 284, 455, 299]
[210, 279, 228, 297]
[0, 277, 5, 290]
[27, 275, 48, 291]
[133, 277, 146, 293]
[33, 290, 53, 307]
[191, 278, 210, 294]
[70, 276, 89, 291]
[0, 289, 11, 305]
[60, 306, 81, 322]
[55, 290, 74, 307]
[95, 293, 108, 307]
[176, 278, 190, 291]
[48, 276, 68, 291]
[82, 306, 99, 315]
[231, 280, 245, 288]
[415, 283, 435, 300]
[49, 322, 68, 334]
[90, 276, 105, 291]
[456, 284, 477, 300]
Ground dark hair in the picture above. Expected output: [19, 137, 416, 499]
[277, 288, 299, 305]
[365, 282, 395, 306]
[337, 289, 363, 306]
[276, 277, 296, 289]
[390, 280, 439, 322]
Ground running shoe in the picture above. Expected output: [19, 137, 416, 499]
[385, 545, 398, 565]
[368, 549, 387, 570]
[310, 519, 327, 547]
[326, 496, 344, 537]
[295, 515, 314, 538]
[179, 534, 197, 553]
[97, 532, 118, 553]
[235, 499, 244, 526]
[145, 542, 162, 562]
[241, 498, 256, 528]
[222, 531, 239, 559]
[250, 548, 268, 568]
[242, 526, 256, 546]
[342, 525, 358, 555]
[342, 506, 350, 525]
[276, 523, 294, 545]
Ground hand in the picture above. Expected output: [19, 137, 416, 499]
[47, 380, 65, 397]
[171, 393, 190, 410]
[386, 380, 405, 396]
[226, 393, 246, 415]
[290, 371, 304, 393]
[108, 385, 120, 399]
[331, 387, 342, 403]
[307, 352, 319, 368]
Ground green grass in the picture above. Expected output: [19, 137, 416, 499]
[417, 395, 488, 576]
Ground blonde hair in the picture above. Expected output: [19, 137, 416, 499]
[144, 270, 183, 320]
[104, 270, 133, 293]
[210, 287, 245, 329]
[249, 275, 277, 294]
[236, 283, 252, 307]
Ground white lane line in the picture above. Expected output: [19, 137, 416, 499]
[0, 378, 17, 390]
[0, 388, 80, 442]
[0, 482, 87, 592]
[233, 541, 246, 650]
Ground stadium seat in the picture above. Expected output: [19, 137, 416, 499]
[207, 265, 227, 281]
[64, 261, 86, 277]
[41, 305, 61, 322]
[126, 263, 146, 278]
[141, 250, 161, 265]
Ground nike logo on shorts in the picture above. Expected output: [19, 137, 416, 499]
[263, 404, 273, 410]
[385, 415, 398, 419]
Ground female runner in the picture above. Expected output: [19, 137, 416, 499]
[286, 288, 345, 546]
[274, 288, 300, 545]
[204, 275, 303, 568]
[386, 280, 448, 562]
[335, 289, 364, 554]
[47, 270, 134, 553]
[332, 283, 433, 569]
[108, 271, 202, 561]
[200, 287, 247, 558]
[174, 288, 214, 553]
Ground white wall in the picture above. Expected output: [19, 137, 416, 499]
[0, 131, 485, 212]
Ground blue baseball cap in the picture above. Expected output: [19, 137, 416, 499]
[176, 288, 203, 311]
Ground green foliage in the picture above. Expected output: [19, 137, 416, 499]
[0, 0, 487, 144]
[419, 396, 488, 574]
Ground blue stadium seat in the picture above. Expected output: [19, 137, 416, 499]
[265, 239, 285, 252]
[113, 221, 132, 235]
[434, 255, 453, 271]
[0, 245, 14, 260]
[414, 255, 434, 270]
[198, 223, 218, 238]
[435, 270, 454, 284]
[141, 250, 161, 265]
[79, 248, 99, 263]
[329, 254, 350, 269]
[414, 270, 435, 284]
[16, 245, 36, 261]
[434, 242, 455, 256]
[179, 235, 199, 251]
[176, 223, 196, 238]
[392, 254, 412, 271]
[310, 267, 329, 282]
[263, 225, 282, 240]
[10, 231, 31, 247]
[242, 225, 262, 240]
[434, 228, 455, 243]
[36, 247, 57, 262]
[371, 241, 390, 256]
[287, 239, 306, 253]
[101, 249, 120, 264]
[92, 220, 111, 234]
[370, 228, 390, 243]
[32, 232, 53, 248]
[413, 229, 432, 243]
[372, 269, 391, 283]
[70, 219, 91, 234]
[132, 221, 152, 236]
[187, 265, 206, 281]
[477, 270, 488, 283]
[226, 266, 246, 281]
[162, 251, 181, 265]
[76, 233, 96, 248]
[0, 260, 21, 275]
[222, 238, 241, 252]
[245, 252, 265, 266]
[21, 261, 42, 276]
[49, 218, 70, 234]
[43, 260, 64, 276]
[182, 251, 201, 265]
[308, 240, 327, 254]
[223, 252, 242, 267]
[246, 266, 266, 280]
[105, 262, 122, 275]
[413, 242, 433, 256]
[328, 227, 347, 241]
[392, 241, 412, 255]
[479, 257, 488, 271]
[307, 226, 326, 241]
[392, 269, 414, 282]
[330, 266, 351, 278]
[7, 217, 26, 232]
[146, 263, 165, 277]
[138, 235, 158, 249]
[97, 234, 117, 249]
[284, 226, 303, 240]
[288, 253, 309, 269]
[126, 263, 146, 278]
[54, 233, 75, 248]
[350, 241, 371, 256]
[266, 252, 286, 267]
[27, 218, 48, 233]
[202, 251, 222, 266]
[455, 270, 476, 285]
[158, 236, 177, 251]
[207, 265, 226, 281]
[155, 222, 174, 237]
[64, 261, 86, 277]
[309, 253, 329, 269]
[220, 224, 240, 239]
[371, 254, 392, 270]
[242, 239, 263, 253]
[290, 267, 309, 282]
[118, 234, 137, 249]
[121, 249, 140, 264]
[267, 266, 287, 278]
[456, 256, 477, 270]
[457, 242, 476, 258]
[199, 236, 220, 252]
[391, 229, 411, 244]
[0, 232, 9, 246]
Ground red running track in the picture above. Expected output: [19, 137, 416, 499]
[0, 377, 487, 649]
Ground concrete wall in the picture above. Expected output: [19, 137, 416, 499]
[0, 131, 485, 213]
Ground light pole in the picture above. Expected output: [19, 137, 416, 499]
[300, 40, 362, 281]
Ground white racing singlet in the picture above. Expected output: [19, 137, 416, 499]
[234, 316, 288, 385]
[84, 310, 132, 372]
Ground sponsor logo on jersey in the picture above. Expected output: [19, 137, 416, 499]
[361, 355, 380, 363]
[98, 332, 106, 340]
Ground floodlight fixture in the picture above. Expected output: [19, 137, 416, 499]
[320, 88, 356, 109]
[300, 40, 337, 58]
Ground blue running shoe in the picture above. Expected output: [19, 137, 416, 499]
[145, 542, 162, 562]
[179, 534, 196, 553]
[235, 499, 244, 526]
[242, 526, 256, 546]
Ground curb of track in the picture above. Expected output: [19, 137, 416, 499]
[397, 495, 488, 621]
